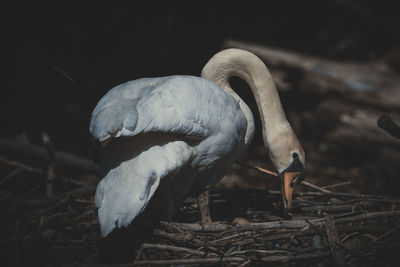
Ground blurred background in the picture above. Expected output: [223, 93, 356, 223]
[4, 1, 400, 195]
[2, 1, 400, 266]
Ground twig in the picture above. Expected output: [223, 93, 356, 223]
[164, 220, 314, 232]
[0, 155, 45, 175]
[0, 155, 88, 189]
[261, 250, 331, 263]
[323, 181, 352, 189]
[236, 162, 278, 176]
[298, 191, 400, 203]
[325, 214, 346, 266]
[41, 132, 57, 197]
[238, 259, 251, 267]
[210, 232, 250, 245]
[0, 136, 100, 173]
[340, 232, 359, 244]
[262, 226, 383, 243]
[132, 244, 144, 265]
[198, 190, 212, 224]
[334, 211, 400, 224]
[301, 181, 332, 193]
[53, 66, 75, 82]
[236, 162, 332, 193]
[142, 243, 206, 256]
[377, 115, 400, 139]
[0, 168, 21, 187]
[163, 211, 400, 232]
[373, 224, 400, 243]
[133, 257, 246, 265]
[227, 249, 288, 256]
[66, 257, 246, 266]
[300, 204, 364, 213]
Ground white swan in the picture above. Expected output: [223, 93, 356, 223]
[90, 48, 305, 237]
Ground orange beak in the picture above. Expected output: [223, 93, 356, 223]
[280, 172, 299, 210]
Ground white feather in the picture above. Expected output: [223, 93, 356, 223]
[90, 75, 247, 236]
[90, 49, 305, 237]
[95, 140, 195, 237]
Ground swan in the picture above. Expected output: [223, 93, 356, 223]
[90, 48, 305, 238]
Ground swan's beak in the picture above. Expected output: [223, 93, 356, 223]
[279, 153, 305, 210]
[280, 171, 299, 210]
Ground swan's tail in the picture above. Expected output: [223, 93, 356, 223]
[95, 140, 195, 237]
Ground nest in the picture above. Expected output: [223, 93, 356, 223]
[2, 159, 400, 267]
[129, 189, 400, 266]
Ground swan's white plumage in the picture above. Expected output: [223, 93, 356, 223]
[90, 48, 305, 237]
[90, 76, 243, 142]
[94, 140, 195, 237]
[90, 75, 248, 236]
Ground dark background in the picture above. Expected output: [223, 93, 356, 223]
[2, 1, 400, 266]
[3, 1, 400, 194]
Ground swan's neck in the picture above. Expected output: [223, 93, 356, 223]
[201, 48, 288, 148]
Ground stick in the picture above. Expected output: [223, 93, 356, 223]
[300, 204, 364, 213]
[41, 132, 57, 197]
[297, 191, 400, 203]
[162, 211, 400, 232]
[238, 259, 251, 267]
[377, 115, 400, 139]
[142, 243, 206, 256]
[64, 257, 246, 266]
[133, 257, 246, 265]
[198, 190, 212, 224]
[261, 251, 331, 263]
[372, 224, 400, 243]
[153, 230, 205, 248]
[0, 155, 45, 175]
[0, 168, 21, 187]
[45, 166, 56, 197]
[236, 162, 332, 193]
[301, 181, 332, 193]
[334, 211, 400, 224]
[164, 220, 314, 232]
[53, 66, 75, 82]
[227, 249, 288, 256]
[262, 226, 385, 243]
[325, 214, 346, 266]
[322, 181, 352, 189]
[0, 155, 89, 188]
[0, 137, 100, 173]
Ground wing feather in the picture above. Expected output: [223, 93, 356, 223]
[95, 140, 194, 237]
[89, 75, 239, 142]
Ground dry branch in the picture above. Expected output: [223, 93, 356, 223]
[300, 204, 364, 213]
[236, 162, 332, 193]
[322, 181, 352, 189]
[65, 257, 246, 266]
[0, 136, 99, 173]
[378, 115, 400, 139]
[261, 251, 331, 263]
[0, 168, 21, 187]
[134, 257, 245, 265]
[3, 176, 399, 266]
[325, 214, 346, 266]
[162, 211, 400, 233]
[0, 155, 45, 175]
[223, 39, 400, 110]
[141, 243, 206, 256]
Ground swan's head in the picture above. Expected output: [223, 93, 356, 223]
[266, 123, 305, 210]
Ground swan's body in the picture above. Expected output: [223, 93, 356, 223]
[90, 49, 305, 237]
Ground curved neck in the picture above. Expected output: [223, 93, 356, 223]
[201, 48, 288, 147]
